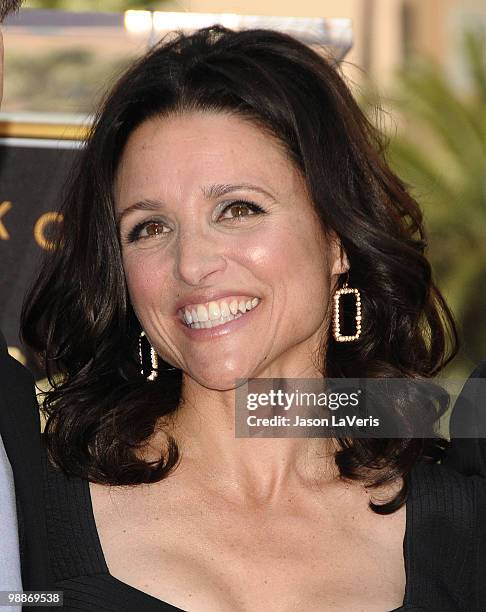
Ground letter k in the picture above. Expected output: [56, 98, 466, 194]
[0, 200, 12, 240]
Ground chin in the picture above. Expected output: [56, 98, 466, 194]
[185, 361, 254, 391]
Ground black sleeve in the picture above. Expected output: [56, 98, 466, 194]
[0, 331, 52, 592]
[441, 362, 486, 609]
[442, 361, 486, 477]
[469, 474, 486, 609]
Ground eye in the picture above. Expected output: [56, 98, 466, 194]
[127, 220, 169, 242]
[219, 200, 266, 221]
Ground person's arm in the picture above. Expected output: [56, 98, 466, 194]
[0, 332, 50, 592]
[442, 361, 486, 476]
[0, 433, 22, 602]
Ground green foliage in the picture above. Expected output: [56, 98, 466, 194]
[384, 30, 486, 374]
[24, 0, 162, 10]
[7, 47, 132, 112]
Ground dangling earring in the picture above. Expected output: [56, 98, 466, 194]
[332, 280, 362, 342]
[138, 331, 158, 381]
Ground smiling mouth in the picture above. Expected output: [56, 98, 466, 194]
[179, 298, 261, 329]
[185, 310, 246, 329]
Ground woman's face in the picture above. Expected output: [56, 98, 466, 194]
[115, 111, 347, 389]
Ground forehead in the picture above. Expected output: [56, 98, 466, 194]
[114, 112, 303, 207]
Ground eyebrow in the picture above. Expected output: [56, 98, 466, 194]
[201, 183, 276, 202]
[116, 183, 276, 225]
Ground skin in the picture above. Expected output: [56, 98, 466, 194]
[94, 111, 407, 610]
[116, 112, 346, 385]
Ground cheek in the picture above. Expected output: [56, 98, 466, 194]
[247, 223, 330, 343]
[255, 221, 329, 295]
[122, 252, 168, 315]
[287, 238, 330, 325]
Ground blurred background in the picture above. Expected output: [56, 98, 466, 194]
[0, 0, 485, 379]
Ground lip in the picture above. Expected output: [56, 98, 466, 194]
[174, 291, 260, 315]
[176, 299, 261, 341]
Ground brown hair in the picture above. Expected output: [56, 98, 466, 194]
[22, 26, 458, 514]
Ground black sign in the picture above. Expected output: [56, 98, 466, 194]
[0, 138, 80, 377]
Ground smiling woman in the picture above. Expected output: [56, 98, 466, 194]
[115, 111, 340, 383]
[20, 25, 486, 612]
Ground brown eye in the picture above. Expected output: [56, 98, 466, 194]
[144, 222, 164, 236]
[127, 220, 169, 242]
[230, 204, 251, 218]
[220, 201, 265, 221]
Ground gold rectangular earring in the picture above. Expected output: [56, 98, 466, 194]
[332, 282, 362, 342]
[138, 331, 159, 381]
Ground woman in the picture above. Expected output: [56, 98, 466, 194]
[22, 26, 485, 611]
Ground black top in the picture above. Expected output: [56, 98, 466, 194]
[0, 332, 51, 593]
[41, 364, 486, 612]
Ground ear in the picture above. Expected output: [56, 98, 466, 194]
[329, 232, 349, 277]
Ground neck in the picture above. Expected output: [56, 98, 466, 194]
[156, 373, 340, 506]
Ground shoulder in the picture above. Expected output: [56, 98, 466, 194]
[0, 330, 41, 470]
[409, 459, 484, 527]
[40, 434, 85, 495]
[406, 459, 486, 609]
[39, 435, 108, 582]
[0, 339, 51, 590]
[0, 330, 35, 391]
[0, 330, 39, 430]
[443, 361, 486, 477]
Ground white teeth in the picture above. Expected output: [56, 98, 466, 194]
[187, 312, 243, 329]
[220, 301, 230, 318]
[181, 297, 261, 325]
[208, 301, 221, 321]
[196, 304, 209, 322]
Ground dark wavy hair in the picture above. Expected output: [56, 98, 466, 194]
[21, 26, 458, 514]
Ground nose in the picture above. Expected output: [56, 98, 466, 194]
[174, 228, 227, 286]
